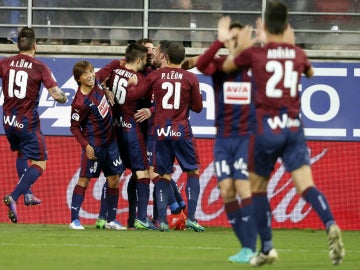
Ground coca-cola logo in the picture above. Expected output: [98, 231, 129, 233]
[66, 147, 327, 224]
[269, 148, 327, 223]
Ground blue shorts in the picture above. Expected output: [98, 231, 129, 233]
[214, 136, 249, 181]
[249, 120, 310, 177]
[116, 128, 148, 171]
[5, 126, 48, 161]
[155, 139, 199, 175]
[79, 140, 124, 178]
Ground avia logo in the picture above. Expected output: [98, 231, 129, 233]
[156, 126, 182, 137]
[267, 113, 301, 130]
[223, 82, 251, 105]
[112, 156, 122, 167]
[3, 115, 24, 128]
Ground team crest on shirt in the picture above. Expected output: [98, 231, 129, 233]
[98, 95, 110, 118]
[223, 82, 251, 105]
[71, 113, 80, 121]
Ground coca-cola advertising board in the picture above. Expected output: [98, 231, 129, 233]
[0, 58, 359, 229]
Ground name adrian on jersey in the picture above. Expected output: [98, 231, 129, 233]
[267, 47, 296, 59]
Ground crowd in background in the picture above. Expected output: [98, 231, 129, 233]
[1, 0, 360, 48]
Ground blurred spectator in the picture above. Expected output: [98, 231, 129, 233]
[61, 0, 96, 44]
[32, 0, 63, 44]
[150, 0, 192, 46]
[0, 0, 26, 44]
[313, 0, 358, 31]
[190, 0, 221, 47]
[221, 0, 261, 26]
[98, 1, 143, 46]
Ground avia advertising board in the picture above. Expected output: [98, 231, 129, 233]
[0, 57, 359, 229]
[0, 58, 360, 141]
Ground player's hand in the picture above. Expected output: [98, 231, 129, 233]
[181, 56, 199, 70]
[237, 25, 255, 52]
[283, 24, 295, 45]
[104, 88, 115, 106]
[255, 17, 266, 44]
[181, 58, 191, 70]
[134, 108, 152, 122]
[57, 91, 68, 103]
[128, 74, 138, 85]
[85, 144, 96, 160]
[217, 16, 232, 43]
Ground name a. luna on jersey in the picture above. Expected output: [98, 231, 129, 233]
[10, 59, 33, 69]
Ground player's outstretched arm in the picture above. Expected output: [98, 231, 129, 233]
[223, 25, 253, 73]
[181, 56, 200, 70]
[48, 86, 67, 103]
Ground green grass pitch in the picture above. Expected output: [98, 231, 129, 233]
[0, 224, 358, 270]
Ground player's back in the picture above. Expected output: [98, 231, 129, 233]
[150, 66, 202, 140]
[210, 57, 253, 137]
[0, 54, 57, 127]
[240, 42, 311, 119]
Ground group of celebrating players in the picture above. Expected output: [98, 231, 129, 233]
[1, 0, 345, 266]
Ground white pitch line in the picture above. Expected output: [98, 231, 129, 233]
[0, 243, 358, 253]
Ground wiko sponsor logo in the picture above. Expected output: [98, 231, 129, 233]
[112, 156, 122, 167]
[156, 126, 182, 137]
[267, 113, 301, 130]
[3, 115, 24, 128]
[121, 119, 132, 128]
[234, 158, 248, 177]
[113, 117, 132, 129]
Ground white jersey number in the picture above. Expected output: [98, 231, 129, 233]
[8, 69, 28, 99]
[162, 82, 181, 109]
[111, 75, 127, 104]
[214, 160, 230, 177]
[266, 60, 298, 98]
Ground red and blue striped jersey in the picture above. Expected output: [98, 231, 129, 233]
[70, 83, 114, 148]
[0, 54, 57, 131]
[108, 66, 146, 133]
[127, 67, 203, 140]
[196, 40, 253, 137]
[234, 42, 312, 124]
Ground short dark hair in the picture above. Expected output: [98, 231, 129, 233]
[158, 40, 171, 55]
[73, 60, 94, 86]
[229, 21, 244, 31]
[17, 27, 36, 51]
[125, 43, 148, 62]
[265, 0, 288, 34]
[167, 42, 185, 65]
[137, 38, 154, 45]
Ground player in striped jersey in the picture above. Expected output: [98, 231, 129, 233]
[223, 0, 345, 266]
[108, 43, 158, 230]
[195, 17, 257, 263]
[69, 60, 125, 230]
[127, 41, 204, 231]
[1, 27, 67, 223]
